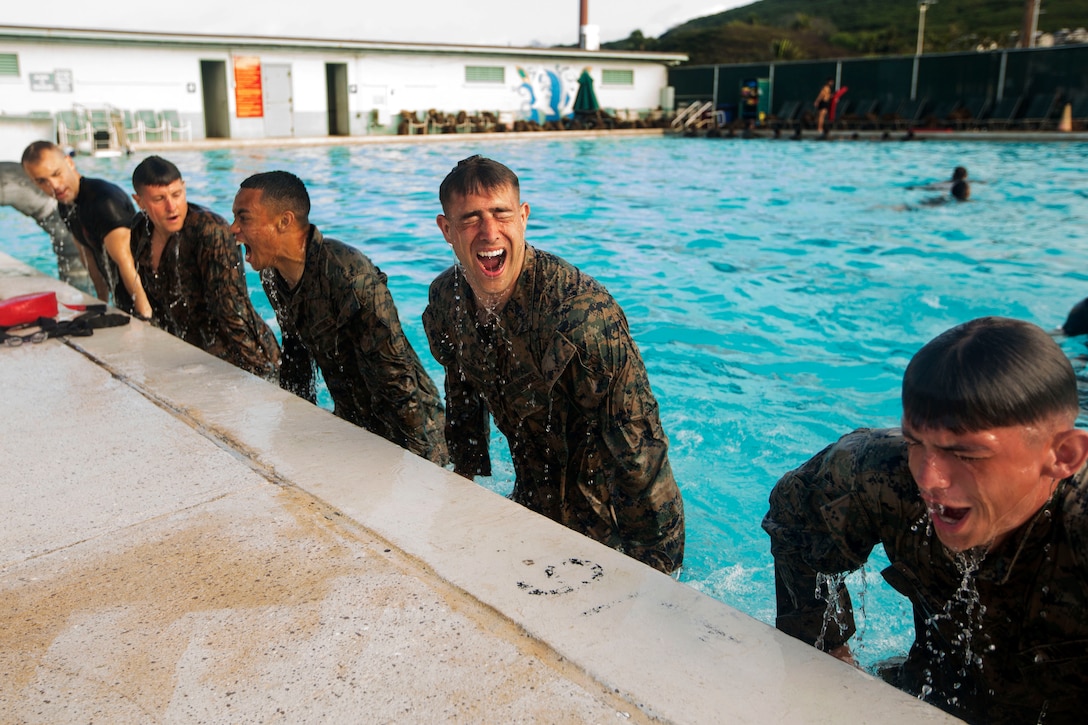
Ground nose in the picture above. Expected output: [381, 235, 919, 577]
[477, 214, 500, 241]
[912, 448, 951, 494]
[229, 218, 241, 235]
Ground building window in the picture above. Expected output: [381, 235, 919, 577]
[465, 65, 504, 84]
[0, 53, 19, 76]
[602, 69, 634, 86]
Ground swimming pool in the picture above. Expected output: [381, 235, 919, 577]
[5, 136, 1088, 669]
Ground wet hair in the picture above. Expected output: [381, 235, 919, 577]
[239, 170, 310, 225]
[21, 140, 64, 166]
[439, 155, 520, 213]
[951, 180, 970, 201]
[132, 155, 182, 191]
[902, 316, 1078, 433]
[952, 166, 968, 181]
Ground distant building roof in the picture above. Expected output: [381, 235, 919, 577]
[0, 25, 688, 64]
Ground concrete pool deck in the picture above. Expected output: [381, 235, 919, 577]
[0, 252, 958, 723]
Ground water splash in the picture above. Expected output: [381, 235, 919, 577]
[917, 547, 989, 706]
[814, 572, 850, 652]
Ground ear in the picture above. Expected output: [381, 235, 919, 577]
[520, 202, 530, 226]
[1045, 428, 1088, 480]
[277, 210, 294, 232]
[436, 214, 452, 245]
[131, 192, 143, 210]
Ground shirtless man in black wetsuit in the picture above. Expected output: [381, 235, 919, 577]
[22, 141, 150, 318]
[815, 79, 833, 135]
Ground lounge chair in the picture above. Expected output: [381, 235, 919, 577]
[950, 96, 992, 130]
[840, 98, 881, 130]
[161, 109, 192, 142]
[982, 95, 1024, 130]
[397, 110, 427, 135]
[887, 97, 930, 130]
[118, 109, 144, 144]
[1068, 93, 1088, 131]
[828, 99, 853, 130]
[1014, 93, 1062, 130]
[56, 109, 93, 148]
[84, 107, 119, 152]
[136, 109, 167, 142]
[768, 100, 800, 130]
[921, 100, 961, 128]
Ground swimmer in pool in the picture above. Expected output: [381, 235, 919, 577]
[231, 170, 448, 466]
[22, 140, 151, 318]
[422, 155, 685, 575]
[764, 316, 1088, 724]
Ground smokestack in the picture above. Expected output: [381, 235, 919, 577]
[1020, 0, 1041, 48]
[579, 0, 600, 50]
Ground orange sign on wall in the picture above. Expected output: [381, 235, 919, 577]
[233, 56, 263, 118]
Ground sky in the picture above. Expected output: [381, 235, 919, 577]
[4, 1, 753, 47]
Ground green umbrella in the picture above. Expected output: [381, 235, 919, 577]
[572, 69, 602, 122]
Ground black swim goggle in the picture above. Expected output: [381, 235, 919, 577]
[0, 306, 130, 347]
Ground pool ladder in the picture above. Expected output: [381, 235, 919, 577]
[671, 101, 715, 130]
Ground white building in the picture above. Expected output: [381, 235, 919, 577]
[0, 25, 684, 147]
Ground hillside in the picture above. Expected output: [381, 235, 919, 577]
[604, 0, 1088, 64]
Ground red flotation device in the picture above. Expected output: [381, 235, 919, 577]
[830, 86, 849, 121]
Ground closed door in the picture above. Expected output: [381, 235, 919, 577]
[262, 64, 294, 137]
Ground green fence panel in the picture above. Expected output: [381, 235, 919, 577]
[666, 46, 1087, 125]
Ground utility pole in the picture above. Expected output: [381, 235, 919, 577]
[916, 0, 937, 56]
[912, 1, 936, 100]
[1021, 0, 1042, 48]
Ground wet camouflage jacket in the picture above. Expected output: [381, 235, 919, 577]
[423, 247, 685, 574]
[131, 203, 280, 380]
[263, 226, 447, 465]
[763, 428, 1088, 724]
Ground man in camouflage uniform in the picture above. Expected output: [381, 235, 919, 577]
[130, 156, 279, 380]
[763, 317, 1088, 724]
[423, 156, 684, 574]
[230, 170, 447, 466]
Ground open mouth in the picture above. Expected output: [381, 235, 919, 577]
[927, 501, 970, 526]
[477, 249, 506, 276]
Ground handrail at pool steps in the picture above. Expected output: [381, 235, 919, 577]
[671, 100, 714, 129]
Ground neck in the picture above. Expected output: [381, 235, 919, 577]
[275, 228, 309, 288]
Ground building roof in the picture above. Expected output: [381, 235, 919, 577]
[0, 25, 688, 64]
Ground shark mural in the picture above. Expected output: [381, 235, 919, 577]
[515, 66, 578, 123]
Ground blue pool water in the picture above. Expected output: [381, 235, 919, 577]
[5, 136, 1088, 668]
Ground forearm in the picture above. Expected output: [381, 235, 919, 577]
[103, 230, 150, 317]
[772, 563, 856, 651]
[79, 245, 109, 302]
[606, 423, 684, 573]
[444, 371, 491, 477]
[279, 332, 316, 403]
